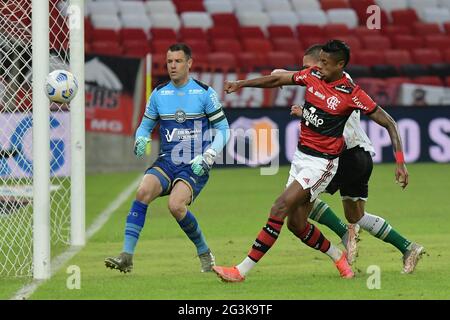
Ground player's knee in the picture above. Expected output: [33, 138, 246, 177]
[344, 207, 364, 224]
[270, 197, 289, 218]
[136, 186, 152, 204]
[168, 200, 185, 218]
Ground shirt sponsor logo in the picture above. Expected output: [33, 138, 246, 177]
[175, 109, 186, 123]
[307, 86, 325, 100]
[303, 106, 324, 127]
[160, 90, 174, 96]
[295, 74, 307, 82]
[352, 96, 369, 111]
[326, 96, 341, 110]
[188, 89, 203, 95]
[164, 128, 201, 142]
[209, 92, 222, 109]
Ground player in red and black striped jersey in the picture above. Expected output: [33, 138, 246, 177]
[213, 40, 409, 282]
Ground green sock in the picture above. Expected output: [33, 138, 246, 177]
[358, 212, 412, 254]
[309, 199, 348, 239]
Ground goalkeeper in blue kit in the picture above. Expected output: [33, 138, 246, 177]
[105, 43, 230, 273]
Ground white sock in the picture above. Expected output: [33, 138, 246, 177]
[357, 212, 391, 239]
[325, 244, 342, 262]
[236, 257, 256, 276]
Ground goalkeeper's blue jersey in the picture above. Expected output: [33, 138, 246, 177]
[144, 78, 227, 163]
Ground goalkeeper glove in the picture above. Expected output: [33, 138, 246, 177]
[134, 136, 151, 158]
[190, 148, 217, 176]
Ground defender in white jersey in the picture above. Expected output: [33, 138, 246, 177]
[290, 45, 424, 274]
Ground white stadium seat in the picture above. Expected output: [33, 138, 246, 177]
[421, 7, 450, 24]
[180, 12, 213, 30]
[145, 1, 177, 15]
[237, 12, 271, 30]
[148, 13, 181, 31]
[91, 13, 122, 30]
[297, 10, 328, 26]
[291, 0, 321, 12]
[121, 14, 152, 30]
[262, 0, 292, 12]
[117, 1, 146, 15]
[375, 0, 408, 12]
[233, 0, 264, 13]
[88, 1, 119, 15]
[327, 9, 359, 28]
[438, 0, 450, 10]
[204, 0, 234, 14]
[268, 12, 299, 28]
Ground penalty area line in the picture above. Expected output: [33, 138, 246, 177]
[10, 175, 141, 300]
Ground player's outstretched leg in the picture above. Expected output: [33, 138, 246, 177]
[402, 243, 425, 274]
[105, 252, 133, 273]
[309, 199, 359, 264]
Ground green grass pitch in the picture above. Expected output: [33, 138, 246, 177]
[3, 163, 450, 299]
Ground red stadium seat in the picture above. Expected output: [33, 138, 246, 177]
[353, 26, 381, 38]
[412, 76, 444, 87]
[211, 39, 242, 54]
[208, 52, 237, 72]
[445, 76, 450, 86]
[123, 41, 151, 58]
[385, 77, 413, 86]
[152, 53, 167, 76]
[151, 39, 176, 53]
[336, 36, 362, 51]
[238, 27, 266, 40]
[391, 9, 419, 27]
[354, 50, 385, 66]
[297, 25, 324, 38]
[85, 17, 93, 43]
[323, 24, 351, 38]
[272, 38, 303, 53]
[353, 6, 388, 27]
[384, 50, 412, 67]
[242, 39, 273, 53]
[349, 0, 375, 10]
[381, 25, 412, 39]
[92, 29, 120, 43]
[191, 53, 209, 72]
[392, 35, 424, 50]
[425, 36, 450, 51]
[184, 39, 211, 54]
[207, 27, 236, 40]
[413, 23, 442, 36]
[360, 36, 391, 50]
[179, 27, 207, 41]
[321, 0, 351, 10]
[444, 49, 450, 63]
[173, 0, 205, 13]
[411, 49, 443, 65]
[211, 13, 239, 31]
[444, 23, 450, 34]
[237, 52, 269, 71]
[268, 26, 296, 40]
[150, 28, 177, 42]
[91, 41, 123, 56]
[301, 37, 327, 49]
[267, 51, 297, 69]
[120, 28, 147, 43]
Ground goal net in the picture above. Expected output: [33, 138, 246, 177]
[0, 0, 84, 277]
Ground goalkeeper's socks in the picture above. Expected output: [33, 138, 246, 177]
[309, 199, 348, 239]
[357, 212, 412, 254]
[237, 215, 284, 276]
[123, 200, 148, 254]
[295, 221, 341, 262]
[178, 210, 209, 255]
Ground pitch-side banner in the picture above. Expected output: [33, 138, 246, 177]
[0, 112, 70, 178]
[216, 106, 450, 167]
[85, 55, 141, 135]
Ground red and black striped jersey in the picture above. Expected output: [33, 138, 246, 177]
[292, 67, 377, 159]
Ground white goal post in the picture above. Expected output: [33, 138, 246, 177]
[0, 0, 85, 279]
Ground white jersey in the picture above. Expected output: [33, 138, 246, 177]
[342, 71, 375, 156]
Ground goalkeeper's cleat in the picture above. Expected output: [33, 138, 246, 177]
[335, 251, 354, 279]
[199, 249, 215, 272]
[343, 224, 360, 265]
[213, 266, 245, 282]
[402, 243, 425, 274]
[104, 252, 133, 273]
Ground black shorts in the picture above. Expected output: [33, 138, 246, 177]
[325, 146, 373, 199]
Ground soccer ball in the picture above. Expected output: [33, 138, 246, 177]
[45, 69, 78, 103]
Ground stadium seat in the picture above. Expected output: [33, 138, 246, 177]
[181, 12, 213, 30]
[208, 52, 237, 72]
[237, 52, 269, 71]
[425, 36, 450, 51]
[337, 36, 362, 50]
[382, 25, 412, 39]
[301, 37, 327, 49]
[440, 0, 450, 10]
[361, 36, 391, 50]
[374, 0, 408, 12]
[268, 26, 296, 40]
[353, 2, 388, 27]
[413, 23, 442, 36]
[150, 28, 177, 42]
[297, 10, 329, 26]
[237, 12, 271, 30]
[409, 0, 439, 15]
[184, 39, 211, 54]
[411, 49, 443, 65]
[92, 29, 120, 43]
[262, 0, 292, 12]
[327, 9, 359, 28]
[211, 39, 243, 54]
[412, 76, 444, 87]
[123, 41, 151, 58]
[88, 1, 118, 15]
[392, 35, 424, 50]
[120, 28, 147, 43]
[234, 0, 264, 13]
[242, 39, 273, 53]
[323, 24, 350, 37]
[444, 48, 450, 62]
[272, 38, 303, 53]
[384, 50, 412, 67]
[421, 7, 450, 25]
[354, 51, 386, 66]
[204, 0, 234, 14]
[173, 0, 205, 13]
[267, 51, 298, 69]
[268, 12, 299, 29]
[91, 41, 123, 56]
[391, 9, 420, 27]
[90, 14, 122, 30]
[385, 77, 413, 86]
[207, 26, 236, 40]
[151, 39, 177, 54]
[446, 75, 450, 86]
[117, 1, 146, 15]
[179, 27, 207, 41]
[291, 0, 321, 11]
[121, 14, 151, 31]
[191, 53, 209, 72]
[297, 25, 324, 38]
[149, 13, 181, 31]
[238, 27, 266, 40]
[353, 26, 381, 38]
[321, 0, 351, 11]
[211, 13, 240, 31]
[151, 53, 167, 76]
[145, 1, 176, 15]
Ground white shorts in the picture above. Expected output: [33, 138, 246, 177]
[286, 149, 339, 202]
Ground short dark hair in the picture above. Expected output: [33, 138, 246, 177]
[322, 40, 350, 67]
[168, 43, 192, 59]
[304, 44, 323, 60]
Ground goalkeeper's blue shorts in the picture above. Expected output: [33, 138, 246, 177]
[145, 156, 209, 203]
